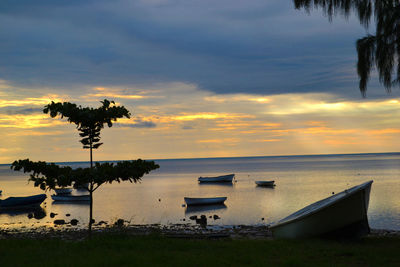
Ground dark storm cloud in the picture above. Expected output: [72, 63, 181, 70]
[0, 0, 377, 98]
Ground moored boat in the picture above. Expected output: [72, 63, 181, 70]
[255, 180, 275, 187]
[51, 194, 90, 202]
[198, 174, 234, 183]
[269, 180, 373, 238]
[184, 197, 227, 206]
[54, 188, 73, 195]
[0, 194, 46, 208]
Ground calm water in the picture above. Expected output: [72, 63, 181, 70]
[1, 153, 400, 230]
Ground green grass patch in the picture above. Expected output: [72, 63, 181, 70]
[1, 234, 400, 266]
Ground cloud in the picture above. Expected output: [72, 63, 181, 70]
[3, 107, 42, 115]
[116, 118, 156, 128]
[0, 0, 380, 98]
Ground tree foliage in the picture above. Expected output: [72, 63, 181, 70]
[293, 0, 400, 96]
[43, 99, 130, 150]
[11, 159, 159, 192]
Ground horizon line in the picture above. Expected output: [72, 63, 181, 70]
[2, 151, 399, 165]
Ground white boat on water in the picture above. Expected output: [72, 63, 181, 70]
[198, 174, 234, 183]
[54, 188, 73, 195]
[255, 180, 275, 187]
[269, 180, 373, 239]
[51, 194, 90, 202]
[184, 197, 227, 206]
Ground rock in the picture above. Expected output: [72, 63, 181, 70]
[33, 210, 46, 219]
[213, 215, 220, 220]
[189, 215, 197, 220]
[98, 220, 107, 225]
[209, 216, 212, 218]
[70, 219, 79, 226]
[158, 199, 161, 202]
[196, 216, 207, 226]
[27, 213, 33, 219]
[182, 218, 185, 221]
[66, 214, 70, 217]
[50, 212, 57, 218]
[182, 204, 185, 207]
[261, 218, 264, 221]
[90, 219, 95, 224]
[115, 219, 124, 227]
[53, 219, 65, 225]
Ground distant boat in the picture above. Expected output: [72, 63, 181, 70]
[54, 188, 73, 195]
[269, 180, 373, 238]
[198, 174, 234, 183]
[184, 197, 227, 206]
[51, 194, 90, 202]
[255, 180, 275, 187]
[0, 194, 46, 209]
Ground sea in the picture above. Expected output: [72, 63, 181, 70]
[1, 153, 400, 230]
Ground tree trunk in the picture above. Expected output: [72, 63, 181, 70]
[89, 184, 93, 238]
[88, 140, 93, 238]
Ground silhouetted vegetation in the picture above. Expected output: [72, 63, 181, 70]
[11, 100, 159, 236]
[294, 0, 400, 96]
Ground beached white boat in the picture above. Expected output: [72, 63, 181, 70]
[270, 180, 373, 238]
[0, 194, 46, 208]
[54, 188, 73, 195]
[184, 197, 227, 206]
[51, 194, 90, 202]
[198, 174, 234, 183]
[255, 180, 275, 187]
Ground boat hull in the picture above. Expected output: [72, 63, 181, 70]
[255, 180, 275, 187]
[0, 194, 47, 208]
[184, 197, 227, 206]
[51, 195, 90, 201]
[198, 174, 234, 183]
[270, 181, 372, 238]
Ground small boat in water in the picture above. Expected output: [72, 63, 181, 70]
[270, 180, 373, 238]
[184, 197, 227, 206]
[54, 188, 73, 195]
[198, 174, 234, 183]
[255, 180, 275, 187]
[51, 194, 90, 202]
[0, 194, 46, 208]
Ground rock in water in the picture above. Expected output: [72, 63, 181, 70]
[70, 219, 79, 226]
[54, 219, 65, 225]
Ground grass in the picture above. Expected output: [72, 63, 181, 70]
[1, 234, 400, 266]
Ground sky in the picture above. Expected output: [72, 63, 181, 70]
[0, 0, 399, 163]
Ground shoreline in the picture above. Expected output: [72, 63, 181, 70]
[1, 223, 400, 240]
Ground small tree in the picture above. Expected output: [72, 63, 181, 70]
[11, 100, 159, 236]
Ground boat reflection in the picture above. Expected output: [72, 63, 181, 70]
[185, 204, 227, 214]
[51, 200, 90, 205]
[198, 182, 234, 187]
[0, 206, 46, 219]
